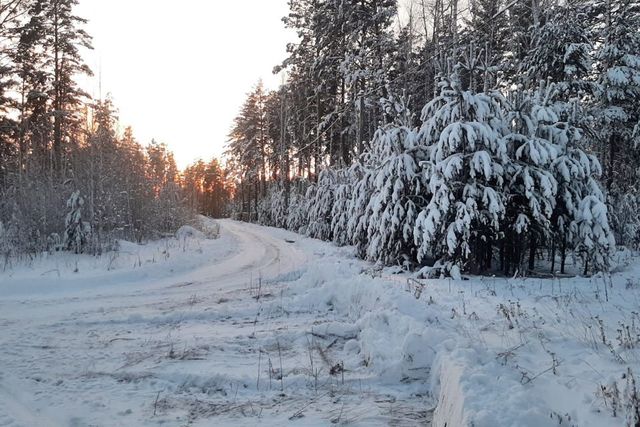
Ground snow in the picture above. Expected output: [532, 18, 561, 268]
[175, 225, 206, 240]
[1, 219, 640, 426]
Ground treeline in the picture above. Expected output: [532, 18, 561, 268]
[0, 0, 210, 260]
[226, 0, 640, 277]
[182, 158, 232, 219]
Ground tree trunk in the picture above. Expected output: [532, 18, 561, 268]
[607, 133, 616, 192]
[485, 238, 492, 271]
[560, 237, 566, 275]
[52, 0, 62, 175]
[528, 233, 536, 272]
[550, 238, 556, 274]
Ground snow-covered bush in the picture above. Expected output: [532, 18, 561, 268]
[346, 156, 376, 258]
[330, 167, 360, 246]
[286, 179, 312, 234]
[362, 122, 427, 266]
[63, 191, 89, 254]
[257, 184, 288, 228]
[305, 169, 336, 241]
[175, 225, 205, 240]
[609, 193, 640, 249]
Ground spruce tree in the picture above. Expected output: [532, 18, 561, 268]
[525, 3, 593, 89]
[63, 190, 86, 253]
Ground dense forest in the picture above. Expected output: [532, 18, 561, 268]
[0, 0, 231, 260]
[1, 0, 639, 278]
[225, 0, 640, 277]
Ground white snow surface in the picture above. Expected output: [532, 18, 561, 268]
[0, 218, 639, 426]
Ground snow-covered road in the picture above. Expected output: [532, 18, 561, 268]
[0, 219, 432, 426]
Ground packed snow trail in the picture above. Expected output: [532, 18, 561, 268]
[0, 219, 432, 426]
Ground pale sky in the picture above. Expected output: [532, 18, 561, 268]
[77, 0, 294, 169]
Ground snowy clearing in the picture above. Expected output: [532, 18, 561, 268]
[1, 219, 640, 426]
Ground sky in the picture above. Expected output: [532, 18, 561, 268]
[76, 0, 294, 169]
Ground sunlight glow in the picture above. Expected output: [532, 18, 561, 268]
[77, 0, 294, 168]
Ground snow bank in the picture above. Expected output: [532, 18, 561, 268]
[283, 259, 555, 426]
[175, 225, 205, 240]
[284, 261, 442, 383]
[0, 219, 237, 298]
[262, 226, 640, 427]
[431, 348, 550, 427]
[176, 218, 221, 240]
[432, 357, 466, 426]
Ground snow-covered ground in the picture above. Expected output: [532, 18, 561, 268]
[1, 219, 639, 426]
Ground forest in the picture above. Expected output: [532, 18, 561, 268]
[225, 0, 640, 277]
[1, 0, 639, 278]
[0, 0, 230, 260]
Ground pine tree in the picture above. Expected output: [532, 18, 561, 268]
[414, 70, 507, 277]
[523, 2, 594, 96]
[548, 95, 614, 274]
[387, 24, 424, 124]
[286, 178, 312, 233]
[116, 127, 153, 241]
[463, 0, 510, 90]
[202, 158, 230, 219]
[330, 167, 358, 246]
[13, 0, 52, 173]
[0, 0, 26, 176]
[306, 169, 336, 240]
[346, 156, 375, 257]
[501, 85, 559, 274]
[226, 82, 270, 220]
[595, 0, 640, 182]
[280, 0, 398, 168]
[27, 0, 93, 173]
[359, 96, 428, 266]
[592, 0, 640, 246]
